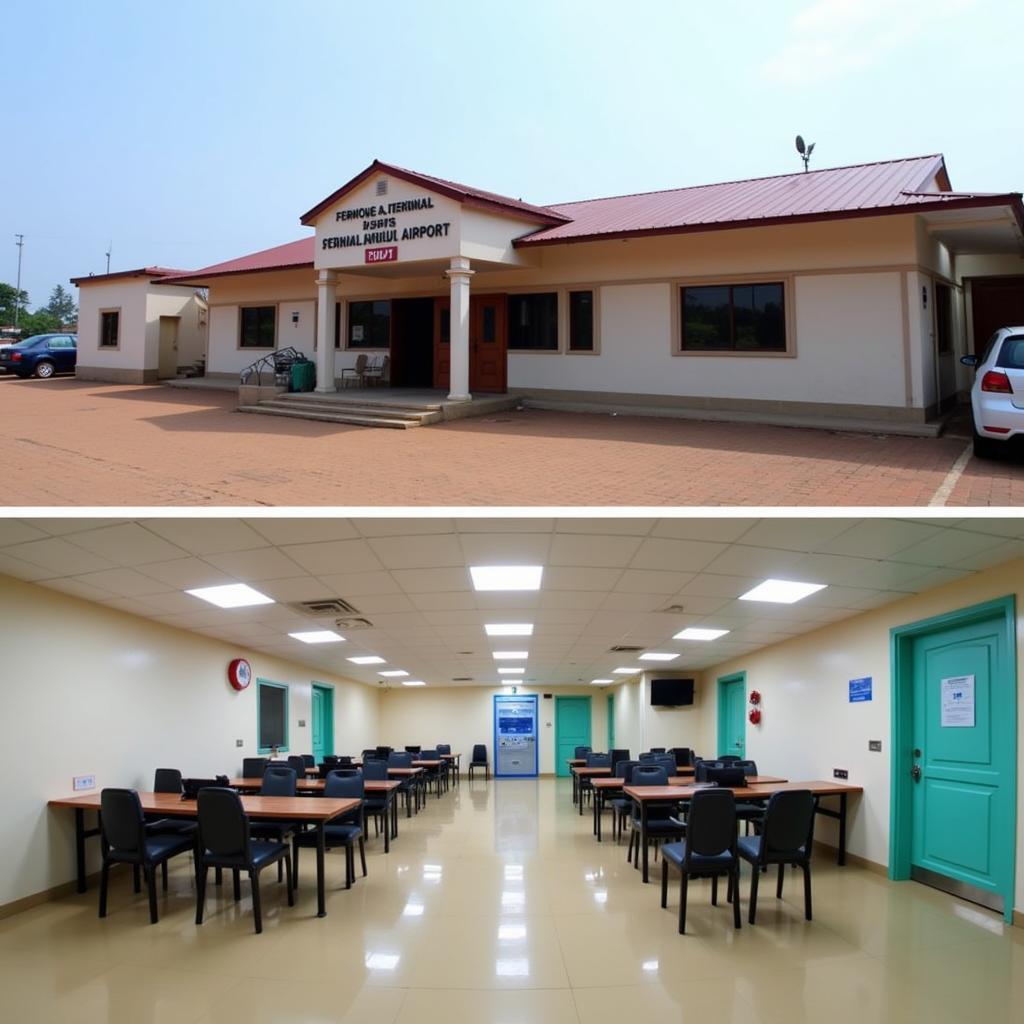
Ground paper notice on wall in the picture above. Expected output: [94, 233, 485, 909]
[351, 324, 364, 342]
[940, 675, 975, 728]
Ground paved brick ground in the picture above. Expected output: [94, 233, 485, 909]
[0, 378, 1020, 507]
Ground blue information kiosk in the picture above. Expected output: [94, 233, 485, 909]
[493, 694, 539, 777]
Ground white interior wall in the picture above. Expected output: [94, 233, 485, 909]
[0, 575, 380, 910]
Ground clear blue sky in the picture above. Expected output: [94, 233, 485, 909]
[3, 0, 1021, 309]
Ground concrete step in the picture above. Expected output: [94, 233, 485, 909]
[237, 405, 423, 429]
[272, 394, 445, 414]
[256, 398, 440, 424]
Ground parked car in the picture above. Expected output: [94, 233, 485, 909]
[0, 333, 77, 378]
[961, 326, 1024, 458]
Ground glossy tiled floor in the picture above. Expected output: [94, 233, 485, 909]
[4, 778, 1023, 1023]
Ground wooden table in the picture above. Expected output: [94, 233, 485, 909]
[622, 780, 863, 883]
[589, 771, 785, 841]
[570, 765, 611, 808]
[48, 790, 360, 917]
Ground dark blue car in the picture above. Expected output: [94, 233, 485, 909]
[0, 334, 77, 378]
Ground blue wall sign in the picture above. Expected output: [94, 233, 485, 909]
[849, 677, 873, 703]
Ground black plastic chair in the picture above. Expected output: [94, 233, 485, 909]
[375, 746, 393, 761]
[98, 788, 194, 924]
[704, 766, 747, 788]
[730, 760, 766, 831]
[436, 743, 456, 787]
[574, 745, 592, 759]
[670, 747, 693, 768]
[627, 765, 686, 870]
[250, 768, 301, 879]
[661, 789, 741, 934]
[694, 760, 725, 782]
[293, 772, 366, 889]
[579, 752, 610, 807]
[608, 748, 630, 772]
[241, 757, 269, 779]
[718, 755, 743, 764]
[360, 760, 390, 835]
[737, 790, 816, 924]
[287, 755, 308, 778]
[469, 744, 489, 781]
[388, 751, 418, 813]
[194, 788, 293, 934]
[419, 748, 444, 796]
[650, 747, 666, 753]
[404, 745, 421, 754]
[301, 754, 315, 767]
[609, 759, 641, 842]
[146, 768, 198, 838]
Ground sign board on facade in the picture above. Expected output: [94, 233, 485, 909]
[940, 675, 975, 727]
[365, 246, 398, 264]
[849, 677, 872, 703]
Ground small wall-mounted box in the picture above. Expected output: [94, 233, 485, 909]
[868, 740, 882, 752]
[236, 739, 244, 747]
[73, 775, 96, 791]
[833, 768, 849, 780]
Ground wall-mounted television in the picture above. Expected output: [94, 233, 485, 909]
[650, 678, 695, 707]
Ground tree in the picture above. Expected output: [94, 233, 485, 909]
[16, 309, 61, 337]
[0, 282, 29, 326]
[44, 284, 77, 326]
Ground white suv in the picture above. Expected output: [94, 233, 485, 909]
[961, 327, 1024, 458]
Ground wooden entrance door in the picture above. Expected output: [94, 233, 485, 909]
[969, 276, 1024, 355]
[469, 294, 507, 393]
[433, 294, 507, 393]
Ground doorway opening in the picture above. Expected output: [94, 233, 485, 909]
[390, 298, 435, 388]
[311, 683, 334, 764]
[716, 672, 746, 759]
[889, 595, 1017, 923]
[554, 696, 591, 778]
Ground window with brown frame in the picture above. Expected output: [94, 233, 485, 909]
[508, 293, 558, 350]
[239, 306, 276, 348]
[680, 282, 785, 352]
[99, 310, 119, 348]
[568, 290, 595, 352]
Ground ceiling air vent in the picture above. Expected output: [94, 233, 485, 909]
[609, 644, 644, 653]
[335, 616, 374, 630]
[292, 598, 361, 616]
[376, 178, 388, 196]
[452, 676, 474, 682]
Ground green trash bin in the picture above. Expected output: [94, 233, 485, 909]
[290, 359, 315, 393]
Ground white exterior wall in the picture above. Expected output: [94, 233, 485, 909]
[0, 574, 380, 910]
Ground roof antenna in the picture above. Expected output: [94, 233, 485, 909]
[795, 135, 815, 172]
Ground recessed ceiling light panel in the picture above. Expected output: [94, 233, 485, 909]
[484, 623, 534, 636]
[498, 667, 525, 674]
[379, 670, 409, 677]
[347, 655, 386, 665]
[673, 627, 730, 641]
[591, 679, 613, 685]
[402, 680, 426, 687]
[288, 630, 345, 644]
[185, 583, 274, 609]
[639, 652, 679, 662]
[470, 566, 543, 591]
[492, 651, 529, 660]
[739, 579, 827, 604]
[613, 667, 641, 674]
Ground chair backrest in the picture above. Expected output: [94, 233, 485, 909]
[241, 757, 268, 779]
[324, 771, 365, 800]
[704, 766, 747, 788]
[100, 788, 146, 854]
[762, 790, 816, 860]
[472, 744, 487, 763]
[260, 766, 297, 797]
[301, 754, 315, 767]
[695, 759, 725, 782]
[735, 760, 758, 776]
[353, 353, 368, 374]
[183, 777, 226, 799]
[608, 748, 630, 770]
[648, 754, 677, 774]
[686, 789, 737, 861]
[717, 755, 742, 763]
[630, 765, 669, 787]
[388, 751, 413, 767]
[585, 752, 611, 768]
[614, 759, 640, 781]
[375, 746, 392, 760]
[670, 747, 692, 768]
[404, 745, 422, 754]
[197, 787, 250, 860]
[436, 744, 451, 754]
[650, 747, 666, 753]
[287, 755, 307, 777]
[335, 755, 353, 765]
[574, 745, 592, 759]
[362, 759, 388, 780]
[327, 768, 359, 777]
[360, 749, 377, 761]
[153, 768, 183, 794]
[419, 748, 439, 760]
[317, 763, 336, 779]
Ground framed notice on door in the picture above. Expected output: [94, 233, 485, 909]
[940, 675, 975, 727]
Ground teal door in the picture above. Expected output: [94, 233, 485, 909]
[717, 673, 746, 759]
[908, 614, 1015, 913]
[555, 697, 591, 777]
[311, 684, 334, 764]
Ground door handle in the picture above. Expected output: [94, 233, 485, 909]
[910, 764, 922, 782]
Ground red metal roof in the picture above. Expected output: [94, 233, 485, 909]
[157, 238, 315, 284]
[299, 159, 570, 227]
[70, 266, 189, 286]
[517, 154, 1022, 246]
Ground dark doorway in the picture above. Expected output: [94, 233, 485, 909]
[969, 276, 1024, 355]
[390, 298, 436, 387]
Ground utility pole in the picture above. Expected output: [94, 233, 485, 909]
[14, 233, 24, 328]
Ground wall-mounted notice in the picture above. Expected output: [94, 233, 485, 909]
[940, 675, 975, 727]
[848, 677, 872, 703]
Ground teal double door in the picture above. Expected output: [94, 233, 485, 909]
[311, 684, 334, 764]
[891, 597, 1017, 921]
[555, 697, 591, 778]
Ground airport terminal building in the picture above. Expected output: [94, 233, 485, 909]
[72, 155, 1024, 430]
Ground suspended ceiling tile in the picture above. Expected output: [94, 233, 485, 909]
[543, 566, 623, 591]
[316, 571, 402, 597]
[205, 546, 308, 581]
[368, 533, 465, 570]
[889, 529, 1003, 568]
[355, 518, 456, 537]
[2, 521, 51, 545]
[407, 591, 479, 611]
[737, 518, 860, 552]
[0, 550, 57, 581]
[42, 578, 118, 602]
[648, 518, 759, 542]
[548, 533, 643, 568]
[61, 523, 190, 566]
[245, 518, 360, 544]
[280, 539, 384, 575]
[254, 576, 336, 603]
[613, 569, 693, 594]
[456, 518, 556, 533]
[456, 532, 552, 565]
[136, 557, 236, 590]
[817, 520, 943, 559]
[390, 567, 471, 593]
[140, 518, 269, 555]
[70, 567, 173, 598]
[948, 538, 1024, 572]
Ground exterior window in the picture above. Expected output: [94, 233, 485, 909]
[240, 306, 276, 348]
[99, 311, 119, 348]
[568, 290, 594, 352]
[333, 302, 343, 349]
[681, 282, 785, 352]
[257, 680, 289, 753]
[348, 300, 390, 349]
[508, 293, 558, 350]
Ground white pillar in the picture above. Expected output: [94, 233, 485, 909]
[445, 256, 474, 401]
[314, 269, 337, 393]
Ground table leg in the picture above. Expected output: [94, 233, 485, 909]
[316, 823, 327, 917]
[571, 771, 577, 805]
[838, 793, 847, 866]
[595, 789, 602, 841]
[641, 801, 650, 883]
[406, 785, 412, 818]
[578, 782, 585, 816]
[392, 793, 399, 839]
[75, 808, 87, 893]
